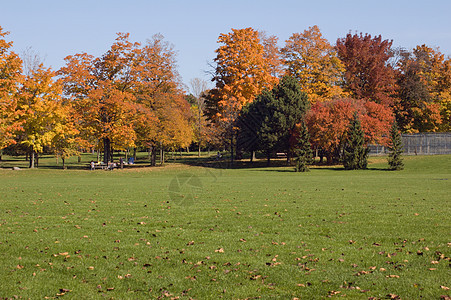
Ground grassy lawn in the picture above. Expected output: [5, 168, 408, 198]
[0, 154, 450, 299]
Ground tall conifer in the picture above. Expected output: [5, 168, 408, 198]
[343, 112, 368, 170]
[387, 121, 404, 170]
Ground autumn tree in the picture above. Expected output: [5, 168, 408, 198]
[259, 31, 283, 78]
[0, 27, 23, 157]
[336, 32, 397, 107]
[59, 33, 190, 165]
[207, 27, 279, 162]
[189, 78, 209, 156]
[395, 45, 449, 132]
[17, 65, 70, 168]
[281, 25, 345, 104]
[130, 35, 189, 164]
[306, 97, 393, 164]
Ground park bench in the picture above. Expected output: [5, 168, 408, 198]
[276, 153, 287, 159]
[90, 162, 117, 170]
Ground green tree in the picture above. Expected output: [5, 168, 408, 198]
[343, 112, 368, 170]
[294, 121, 313, 172]
[237, 76, 309, 164]
[387, 121, 404, 170]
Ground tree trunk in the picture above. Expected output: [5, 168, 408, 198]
[251, 151, 256, 162]
[36, 153, 39, 168]
[230, 134, 234, 165]
[78, 155, 81, 163]
[133, 148, 137, 161]
[62, 157, 66, 169]
[266, 151, 271, 167]
[30, 151, 35, 168]
[151, 146, 156, 166]
[160, 142, 164, 165]
[97, 150, 100, 163]
[198, 144, 201, 157]
[103, 138, 111, 164]
[148, 148, 151, 160]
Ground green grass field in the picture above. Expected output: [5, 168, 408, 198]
[0, 154, 450, 299]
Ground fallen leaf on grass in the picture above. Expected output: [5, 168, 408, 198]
[215, 248, 224, 253]
[441, 286, 450, 290]
[386, 275, 400, 278]
[328, 290, 341, 296]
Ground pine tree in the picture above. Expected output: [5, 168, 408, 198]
[387, 121, 404, 170]
[294, 121, 313, 172]
[343, 112, 369, 170]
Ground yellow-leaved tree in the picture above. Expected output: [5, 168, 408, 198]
[281, 25, 345, 104]
[17, 65, 71, 168]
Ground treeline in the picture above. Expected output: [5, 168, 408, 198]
[0, 25, 450, 168]
[0, 28, 193, 167]
[203, 26, 450, 164]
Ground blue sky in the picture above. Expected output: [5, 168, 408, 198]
[2, 0, 450, 90]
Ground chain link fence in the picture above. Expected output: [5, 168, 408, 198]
[369, 133, 451, 155]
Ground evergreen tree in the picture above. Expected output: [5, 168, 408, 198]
[236, 75, 309, 165]
[294, 121, 313, 172]
[387, 121, 404, 170]
[343, 112, 369, 170]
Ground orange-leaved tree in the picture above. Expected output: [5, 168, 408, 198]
[0, 26, 24, 154]
[394, 45, 449, 132]
[59, 33, 190, 164]
[207, 27, 279, 161]
[281, 25, 345, 104]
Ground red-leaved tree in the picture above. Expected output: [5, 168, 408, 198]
[336, 33, 397, 107]
[306, 98, 393, 163]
